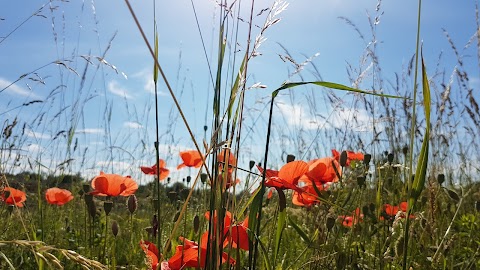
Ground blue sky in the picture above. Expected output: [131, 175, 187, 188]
[0, 0, 478, 185]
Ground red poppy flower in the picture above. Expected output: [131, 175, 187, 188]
[141, 159, 170, 180]
[332, 149, 364, 167]
[218, 149, 237, 173]
[45, 187, 74, 206]
[177, 150, 203, 169]
[140, 240, 160, 270]
[168, 235, 235, 269]
[381, 202, 414, 220]
[227, 217, 249, 251]
[257, 160, 308, 191]
[302, 157, 341, 184]
[338, 208, 363, 227]
[90, 172, 138, 197]
[291, 181, 330, 207]
[217, 173, 240, 190]
[1, 187, 26, 207]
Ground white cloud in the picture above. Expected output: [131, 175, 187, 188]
[123, 121, 143, 129]
[132, 68, 168, 96]
[25, 130, 51, 140]
[276, 101, 381, 132]
[26, 143, 44, 153]
[0, 77, 41, 98]
[107, 80, 133, 99]
[76, 128, 104, 134]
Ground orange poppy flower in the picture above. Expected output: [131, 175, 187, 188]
[332, 149, 364, 167]
[141, 159, 170, 180]
[302, 157, 341, 184]
[90, 172, 138, 197]
[217, 149, 237, 173]
[140, 240, 160, 270]
[381, 202, 414, 220]
[217, 173, 240, 190]
[168, 235, 235, 269]
[227, 217, 249, 251]
[177, 150, 203, 169]
[257, 160, 308, 191]
[45, 187, 74, 206]
[338, 208, 363, 227]
[1, 187, 26, 207]
[291, 181, 330, 207]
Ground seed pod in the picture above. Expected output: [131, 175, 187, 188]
[111, 220, 119, 237]
[193, 214, 200, 233]
[127, 194, 137, 214]
[437, 174, 445, 185]
[200, 173, 207, 184]
[173, 211, 180, 222]
[203, 125, 208, 132]
[249, 160, 256, 170]
[167, 177, 171, 184]
[387, 153, 394, 163]
[326, 216, 336, 231]
[402, 145, 408, 156]
[103, 201, 113, 216]
[286, 154, 295, 163]
[186, 176, 191, 184]
[153, 199, 159, 211]
[82, 184, 90, 193]
[363, 154, 372, 166]
[357, 176, 365, 188]
[339, 151, 348, 167]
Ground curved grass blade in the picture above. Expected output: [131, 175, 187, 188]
[272, 81, 406, 99]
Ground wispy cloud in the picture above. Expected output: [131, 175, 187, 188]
[276, 102, 381, 132]
[107, 80, 133, 99]
[76, 128, 104, 134]
[123, 121, 143, 129]
[25, 129, 51, 140]
[132, 69, 168, 96]
[0, 77, 41, 98]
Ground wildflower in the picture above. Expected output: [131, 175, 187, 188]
[168, 235, 235, 269]
[332, 149, 364, 167]
[381, 201, 414, 220]
[140, 240, 160, 270]
[302, 157, 341, 184]
[257, 160, 308, 191]
[141, 159, 170, 180]
[90, 172, 138, 197]
[177, 150, 203, 169]
[228, 217, 249, 251]
[45, 187, 74, 206]
[338, 208, 363, 227]
[291, 181, 330, 207]
[1, 187, 26, 207]
[217, 148, 237, 173]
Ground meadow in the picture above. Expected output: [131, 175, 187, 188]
[1, 0, 480, 269]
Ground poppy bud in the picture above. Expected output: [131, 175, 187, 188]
[339, 151, 348, 167]
[104, 201, 113, 216]
[200, 173, 207, 184]
[249, 160, 256, 170]
[387, 153, 394, 163]
[437, 174, 445, 185]
[363, 154, 372, 166]
[445, 188, 460, 203]
[182, 178, 185, 182]
[402, 145, 408, 156]
[152, 215, 158, 238]
[153, 199, 159, 211]
[87, 200, 96, 218]
[357, 176, 365, 188]
[362, 205, 370, 217]
[186, 176, 191, 183]
[127, 194, 137, 214]
[193, 214, 200, 233]
[7, 205, 14, 215]
[286, 154, 295, 163]
[203, 125, 208, 132]
[326, 216, 336, 231]
[173, 211, 181, 222]
[167, 177, 171, 184]
[111, 220, 119, 237]
[368, 203, 375, 213]
[82, 184, 90, 193]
